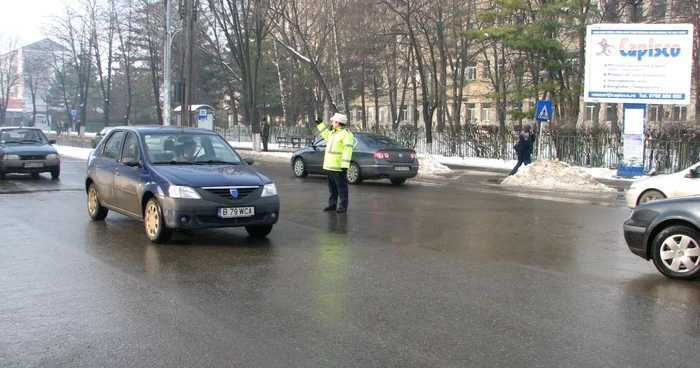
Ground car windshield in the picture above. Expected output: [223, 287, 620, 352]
[361, 135, 405, 149]
[143, 132, 244, 165]
[1, 128, 49, 145]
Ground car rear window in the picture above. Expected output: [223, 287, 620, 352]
[360, 135, 404, 149]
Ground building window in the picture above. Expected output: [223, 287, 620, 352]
[605, 104, 618, 122]
[465, 64, 477, 81]
[379, 108, 385, 123]
[585, 103, 597, 121]
[672, 106, 688, 121]
[481, 103, 491, 122]
[400, 107, 408, 122]
[466, 103, 476, 123]
[497, 60, 505, 77]
[481, 60, 490, 80]
[648, 105, 662, 122]
[356, 109, 362, 121]
[368, 109, 374, 121]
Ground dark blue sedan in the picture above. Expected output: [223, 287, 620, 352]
[86, 126, 280, 243]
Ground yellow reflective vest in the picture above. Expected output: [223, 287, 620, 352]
[317, 122, 354, 172]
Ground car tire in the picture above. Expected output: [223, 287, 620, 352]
[31, 173, 40, 179]
[651, 225, 700, 280]
[390, 178, 406, 186]
[0, 171, 5, 180]
[346, 162, 362, 184]
[51, 169, 60, 179]
[245, 224, 273, 238]
[144, 197, 173, 244]
[87, 183, 109, 221]
[638, 189, 666, 205]
[91, 141, 97, 148]
[293, 157, 308, 177]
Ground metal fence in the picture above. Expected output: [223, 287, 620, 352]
[52, 126, 700, 174]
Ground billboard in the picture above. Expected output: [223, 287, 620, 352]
[584, 23, 694, 105]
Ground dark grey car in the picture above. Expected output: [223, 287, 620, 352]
[291, 133, 418, 185]
[623, 196, 700, 280]
[0, 127, 60, 180]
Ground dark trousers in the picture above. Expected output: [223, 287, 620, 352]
[327, 171, 349, 209]
[262, 135, 269, 151]
[509, 154, 532, 176]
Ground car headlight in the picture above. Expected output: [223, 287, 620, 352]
[2, 154, 20, 161]
[261, 183, 277, 197]
[46, 153, 60, 160]
[168, 185, 202, 199]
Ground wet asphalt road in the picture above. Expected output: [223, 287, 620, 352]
[1, 157, 699, 367]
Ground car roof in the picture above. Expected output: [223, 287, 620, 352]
[353, 133, 395, 139]
[108, 125, 219, 135]
[0, 126, 41, 130]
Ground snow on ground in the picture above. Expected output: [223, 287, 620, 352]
[416, 154, 451, 178]
[501, 160, 618, 193]
[54, 140, 631, 190]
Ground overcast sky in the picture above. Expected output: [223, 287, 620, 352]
[0, 0, 76, 46]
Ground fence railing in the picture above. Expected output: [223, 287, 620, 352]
[51, 126, 700, 174]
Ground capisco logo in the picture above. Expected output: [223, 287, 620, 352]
[619, 38, 681, 61]
[596, 38, 613, 56]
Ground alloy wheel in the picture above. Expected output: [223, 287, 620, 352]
[145, 201, 160, 238]
[658, 234, 700, 274]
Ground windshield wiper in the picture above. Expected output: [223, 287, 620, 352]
[194, 160, 238, 165]
[21, 139, 41, 143]
[167, 160, 196, 165]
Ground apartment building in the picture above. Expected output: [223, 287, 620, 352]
[1, 38, 64, 129]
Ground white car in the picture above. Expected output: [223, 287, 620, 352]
[625, 162, 700, 209]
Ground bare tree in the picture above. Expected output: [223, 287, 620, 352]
[0, 37, 21, 125]
[22, 44, 54, 126]
[89, 0, 117, 126]
[272, 0, 338, 117]
[115, 0, 137, 125]
[381, 0, 437, 147]
[207, 0, 278, 143]
[48, 2, 96, 130]
[669, 0, 700, 123]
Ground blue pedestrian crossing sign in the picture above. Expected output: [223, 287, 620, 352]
[535, 100, 552, 122]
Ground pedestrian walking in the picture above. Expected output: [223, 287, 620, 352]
[317, 113, 354, 213]
[509, 124, 535, 176]
[261, 118, 270, 151]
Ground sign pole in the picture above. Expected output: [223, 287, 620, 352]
[535, 100, 553, 159]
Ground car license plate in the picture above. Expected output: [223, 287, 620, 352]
[24, 162, 44, 168]
[218, 206, 254, 218]
[394, 166, 410, 171]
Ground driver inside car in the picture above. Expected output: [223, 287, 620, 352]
[176, 138, 197, 161]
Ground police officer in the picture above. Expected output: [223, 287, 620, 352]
[317, 113, 354, 213]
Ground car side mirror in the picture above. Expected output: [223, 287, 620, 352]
[243, 157, 254, 165]
[123, 158, 141, 167]
[49, 139, 56, 144]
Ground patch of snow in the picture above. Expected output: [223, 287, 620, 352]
[417, 154, 451, 178]
[501, 160, 617, 193]
[55, 145, 92, 160]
